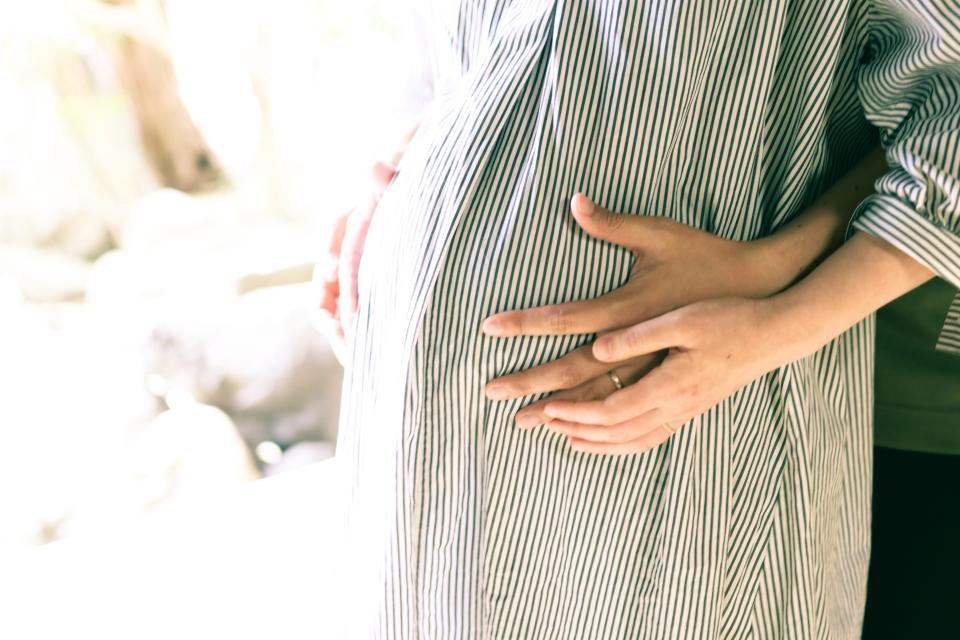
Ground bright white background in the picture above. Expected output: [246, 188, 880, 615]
[0, 1, 429, 634]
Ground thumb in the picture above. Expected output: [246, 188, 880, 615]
[570, 192, 641, 248]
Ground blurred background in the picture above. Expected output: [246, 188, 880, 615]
[0, 0, 422, 555]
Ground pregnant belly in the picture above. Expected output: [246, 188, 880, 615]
[356, 113, 635, 416]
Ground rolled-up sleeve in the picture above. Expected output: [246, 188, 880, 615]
[847, 0, 960, 288]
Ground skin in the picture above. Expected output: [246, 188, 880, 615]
[540, 230, 932, 455]
[480, 143, 938, 454]
[311, 118, 423, 365]
[313, 132, 932, 456]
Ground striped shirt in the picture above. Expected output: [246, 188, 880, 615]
[939, 291, 960, 353]
[330, 1, 960, 637]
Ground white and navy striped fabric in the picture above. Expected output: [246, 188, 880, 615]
[330, 1, 960, 637]
[937, 293, 960, 354]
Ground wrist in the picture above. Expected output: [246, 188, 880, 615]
[728, 237, 794, 298]
[762, 231, 936, 358]
[751, 293, 817, 367]
[757, 262, 866, 367]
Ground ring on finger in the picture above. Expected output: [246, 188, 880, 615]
[605, 370, 624, 391]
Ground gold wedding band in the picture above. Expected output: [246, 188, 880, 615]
[660, 421, 677, 435]
[606, 370, 624, 390]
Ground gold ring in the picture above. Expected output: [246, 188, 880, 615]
[660, 421, 677, 435]
[606, 370, 624, 390]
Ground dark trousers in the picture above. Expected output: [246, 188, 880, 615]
[862, 446, 960, 639]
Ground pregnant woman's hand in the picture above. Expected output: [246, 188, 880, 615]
[311, 160, 398, 365]
[311, 119, 423, 365]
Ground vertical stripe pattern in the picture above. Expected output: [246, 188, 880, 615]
[331, 1, 960, 638]
[936, 292, 960, 354]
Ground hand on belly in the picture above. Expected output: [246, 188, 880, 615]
[479, 192, 784, 455]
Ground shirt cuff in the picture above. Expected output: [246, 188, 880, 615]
[845, 192, 960, 290]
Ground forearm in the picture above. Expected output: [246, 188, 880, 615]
[745, 143, 888, 294]
[761, 230, 935, 365]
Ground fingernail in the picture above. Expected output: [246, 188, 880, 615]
[592, 341, 612, 362]
[481, 317, 503, 335]
[484, 383, 511, 400]
[572, 192, 593, 214]
[571, 193, 583, 212]
[515, 414, 539, 429]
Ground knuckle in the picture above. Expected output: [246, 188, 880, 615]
[674, 307, 704, 342]
[604, 210, 626, 232]
[606, 424, 635, 443]
[503, 312, 522, 334]
[556, 365, 581, 389]
[545, 306, 570, 333]
[623, 326, 646, 353]
[501, 379, 525, 397]
[566, 425, 586, 439]
[669, 390, 697, 415]
[681, 320, 703, 344]
[502, 386, 523, 401]
[598, 396, 622, 425]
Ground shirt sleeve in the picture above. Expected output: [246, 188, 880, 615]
[387, 0, 436, 126]
[936, 291, 960, 354]
[846, 0, 960, 289]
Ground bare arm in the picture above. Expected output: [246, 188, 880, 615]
[480, 143, 890, 409]
[538, 230, 935, 455]
[762, 231, 935, 363]
[746, 143, 888, 295]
